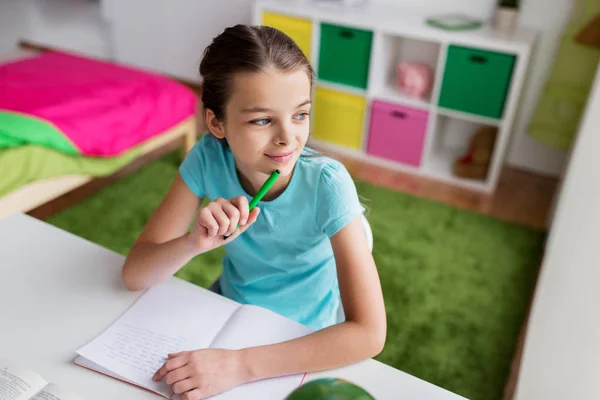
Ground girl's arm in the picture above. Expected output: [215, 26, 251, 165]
[121, 173, 259, 291]
[121, 174, 202, 291]
[240, 214, 387, 378]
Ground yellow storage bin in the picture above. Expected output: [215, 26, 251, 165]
[312, 87, 366, 150]
[262, 12, 312, 61]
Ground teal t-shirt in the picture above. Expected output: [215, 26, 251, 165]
[179, 134, 364, 330]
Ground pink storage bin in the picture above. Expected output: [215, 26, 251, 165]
[367, 100, 428, 167]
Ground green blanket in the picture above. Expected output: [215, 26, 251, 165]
[0, 145, 140, 197]
[0, 111, 79, 155]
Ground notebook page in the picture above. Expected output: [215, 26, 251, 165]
[76, 283, 239, 395]
[30, 383, 82, 400]
[207, 305, 314, 400]
[0, 359, 46, 400]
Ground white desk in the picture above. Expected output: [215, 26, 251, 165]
[0, 213, 467, 399]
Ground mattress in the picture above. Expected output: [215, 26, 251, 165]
[0, 49, 196, 196]
[0, 49, 197, 157]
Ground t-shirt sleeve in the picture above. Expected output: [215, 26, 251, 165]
[316, 161, 365, 238]
[178, 136, 208, 198]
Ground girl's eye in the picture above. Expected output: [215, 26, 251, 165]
[294, 112, 309, 121]
[251, 118, 271, 126]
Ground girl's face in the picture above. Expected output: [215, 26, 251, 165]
[208, 67, 312, 180]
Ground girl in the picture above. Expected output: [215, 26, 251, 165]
[121, 24, 386, 400]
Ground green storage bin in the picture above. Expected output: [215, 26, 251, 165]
[318, 23, 373, 89]
[438, 45, 516, 119]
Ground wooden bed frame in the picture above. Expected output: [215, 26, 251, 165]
[0, 116, 197, 220]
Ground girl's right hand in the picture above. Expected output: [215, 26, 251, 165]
[187, 196, 260, 254]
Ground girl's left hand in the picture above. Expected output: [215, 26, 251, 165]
[152, 349, 249, 400]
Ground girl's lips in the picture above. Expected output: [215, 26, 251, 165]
[265, 151, 294, 164]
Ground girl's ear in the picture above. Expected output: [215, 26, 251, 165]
[205, 108, 226, 139]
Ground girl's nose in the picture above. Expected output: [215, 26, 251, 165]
[275, 125, 293, 145]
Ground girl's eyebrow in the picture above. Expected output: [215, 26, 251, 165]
[296, 100, 312, 108]
[241, 106, 271, 113]
[241, 100, 311, 113]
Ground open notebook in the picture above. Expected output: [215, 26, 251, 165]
[74, 282, 314, 399]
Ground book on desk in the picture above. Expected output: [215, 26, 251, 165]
[73, 282, 314, 399]
[0, 358, 83, 400]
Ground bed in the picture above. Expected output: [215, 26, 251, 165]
[0, 49, 198, 219]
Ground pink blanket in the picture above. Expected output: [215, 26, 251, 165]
[0, 51, 197, 156]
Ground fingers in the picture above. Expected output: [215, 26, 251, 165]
[164, 366, 191, 386]
[226, 208, 260, 241]
[242, 207, 260, 230]
[220, 201, 241, 236]
[230, 196, 250, 226]
[172, 378, 197, 395]
[207, 200, 231, 236]
[197, 208, 218, 237]
[153, 354, 188, 382]
[198, 197, 255, 238]
[182, 389, 204, 400]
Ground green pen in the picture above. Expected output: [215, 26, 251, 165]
[224, 169, 280, 239]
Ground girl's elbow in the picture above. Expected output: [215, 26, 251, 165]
[371, 329, 387, 356]
[121, 263, 146, 292]
[348, 316, 387, 357]
[366, 320, 387, 357]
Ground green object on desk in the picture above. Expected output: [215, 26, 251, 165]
[224, 169, 280, 239]
[285, 378, 375, 400]
[426, 14, 483, 31]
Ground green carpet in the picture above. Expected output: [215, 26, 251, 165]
[47, 151, 544, 400]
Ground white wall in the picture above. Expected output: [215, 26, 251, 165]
[0, 1, 32, 54]
[373, 0, 572, 176]
[26, 0, 111, 59]
[0, 0, 111, 59]
[514, 61, 600, 400]
[1, 0, 576, 176]
[101, 0, 253, 81]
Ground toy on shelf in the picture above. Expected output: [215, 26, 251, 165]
[396, 62, 434, 98]
[453, 126, 498, 180]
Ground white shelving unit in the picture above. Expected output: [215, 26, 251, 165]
[253, 0, 538, 193]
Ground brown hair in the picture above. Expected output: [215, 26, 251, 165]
[199, 24, 315, 122]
